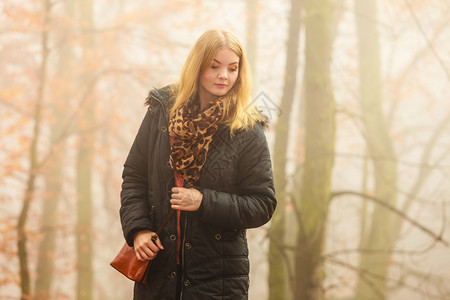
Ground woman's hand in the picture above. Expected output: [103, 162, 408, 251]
[170, 187, 203, 211]
[133, 231, 164, 261]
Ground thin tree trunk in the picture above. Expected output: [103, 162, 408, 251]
[76, 0, 96, 298]
[76, 127, 94, 300]
[34, 143, 65, 300]
[354, 0, 398, 298]
[267, 0, 302, 299]
[33, 151, 64, 300]
[295, 0, 336, 299]
[33, 3, 74, 299]
[245, 1, 261, 295]
[246, 0, 258, 84]
[17, 0, 51, 298]
[359, 148, 370, 247]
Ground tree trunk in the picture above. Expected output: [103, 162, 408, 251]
[246, 0, 258, 83]
[267, 0, 302, 299]
[295, 0, 336, 299]
[17, 0, 50, 298]
[76, 127, 94, 300]
[354, 0, 398, 298]
[76, 0, 96, 299]
[33, 149, 64, 300]
[33, 2, 75, 299]
[359, 148, 370, 247]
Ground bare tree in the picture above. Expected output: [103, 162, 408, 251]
[17, 0, 51, 298]
[76, 0, 96, 298]
[246, 0, 258, 82]
[33, 2, 76, 299]
[267, 0, 302, 299]
[354, 0, 399, 298]
[293, 0, 336, 299]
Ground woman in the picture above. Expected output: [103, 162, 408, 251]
[120, 29, 276, 299]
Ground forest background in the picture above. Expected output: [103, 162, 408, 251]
[1, 0, 449, 299]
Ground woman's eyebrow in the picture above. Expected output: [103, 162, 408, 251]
[213, 59, 239, 65]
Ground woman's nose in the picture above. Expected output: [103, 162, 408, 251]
[218, 69, 228, 79]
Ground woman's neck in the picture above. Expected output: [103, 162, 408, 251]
[198, 90, 217, 110]
[199, 96, 217, 110]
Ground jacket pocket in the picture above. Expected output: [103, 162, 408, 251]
[209, 228, 240, 242]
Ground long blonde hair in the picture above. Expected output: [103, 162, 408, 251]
[170, 29, 263, 134]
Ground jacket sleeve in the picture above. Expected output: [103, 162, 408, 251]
[198, 125, 277, 230]
[120, 109, 153, 246]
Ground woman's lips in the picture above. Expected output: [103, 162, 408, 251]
[215, 84, 227, 88]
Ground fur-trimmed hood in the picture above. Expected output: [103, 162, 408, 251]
[144, 84, 176, 121]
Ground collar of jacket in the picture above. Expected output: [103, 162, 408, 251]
[145, 84, 176, 122]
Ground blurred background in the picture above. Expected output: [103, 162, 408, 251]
[1, 0, 449, 299]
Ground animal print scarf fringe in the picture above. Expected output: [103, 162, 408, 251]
[169, 99, 224, 186]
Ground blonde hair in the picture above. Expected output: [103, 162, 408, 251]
[170, 29, 263, 134]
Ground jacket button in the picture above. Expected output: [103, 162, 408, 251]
[170, 272, 176, 279]
[161, 126, 167, 132]
[148, 206, 155, 215]
[184, 279, 190, 286]
[214, 234, 221, 240]
[170, 234, 177, 241]
[185, 242, 192, 249]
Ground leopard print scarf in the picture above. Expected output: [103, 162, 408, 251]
[169, 99, 224, 186]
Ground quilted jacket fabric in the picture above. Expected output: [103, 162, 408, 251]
[120, 85, 276, 299]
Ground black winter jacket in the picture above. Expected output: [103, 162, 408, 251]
[120, 85, 276, 299]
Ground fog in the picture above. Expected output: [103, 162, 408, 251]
[0, 0, 449, 299]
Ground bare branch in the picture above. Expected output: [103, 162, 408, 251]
[330, 190, 448, 246]
[327, 257, 449, 299]
[402, 112, 450, 213]
[0, 98, 32, 116]
[327, 257, 385, 299]
[404, 0, 450, 81]
[325, 239, 439, 258]
[387, 17, 450, 126]
[334, 151, 450, 170]
[35, 67, 147, 170]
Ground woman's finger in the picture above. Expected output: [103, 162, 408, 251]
[153, 235, 164, 250]
[135, 249, 145, 261]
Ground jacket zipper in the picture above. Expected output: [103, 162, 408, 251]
[150, 89, 188, 299]
[149, 91, 181, 297]
[179, 213, 188, 299]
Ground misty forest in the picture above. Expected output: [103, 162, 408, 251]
[1, 0, 449, 299]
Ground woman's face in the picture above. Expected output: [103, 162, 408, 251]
[198, 46, 240, 105]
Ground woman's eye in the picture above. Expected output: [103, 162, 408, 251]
[211, 65, 219, 69]
[230, 68, 238, 72]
